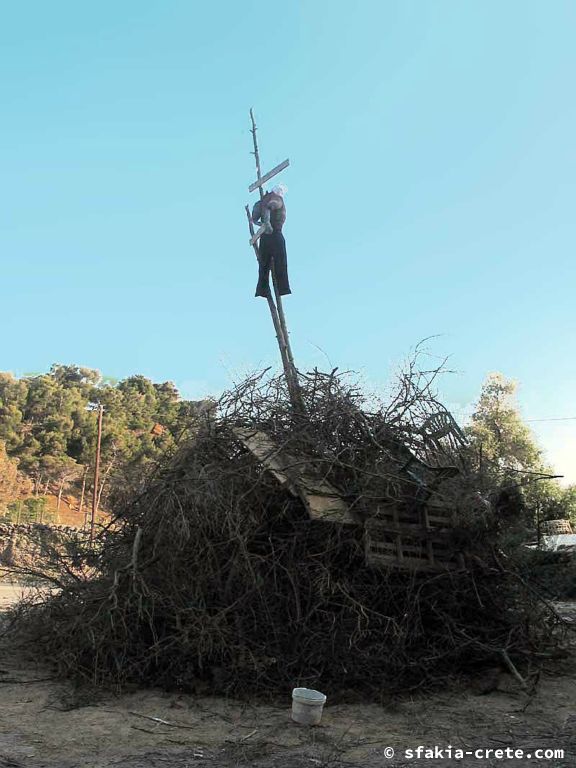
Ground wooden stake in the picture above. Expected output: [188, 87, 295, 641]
[249, 108, 264, 202]
[272, 273, 298, 374]
[90, 404, 103, 544]
[248, 110, 304, 413]
[245, 206, 292, 377]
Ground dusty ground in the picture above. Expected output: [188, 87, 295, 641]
[0, 583, 32, 611]
[0, 586, 574, 768]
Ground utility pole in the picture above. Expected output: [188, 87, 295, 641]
[90, 404, 104, 544]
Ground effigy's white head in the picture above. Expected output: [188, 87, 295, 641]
[272, 184, 287, 197]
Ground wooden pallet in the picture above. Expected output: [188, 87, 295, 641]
[372, 503, 456, 530]
[364, 505, 464, 572]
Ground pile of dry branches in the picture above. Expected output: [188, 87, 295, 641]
[9, 367, 564, 697]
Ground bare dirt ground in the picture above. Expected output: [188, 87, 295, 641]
[0, 583, 32, 611]
[0, 587, 574, 768]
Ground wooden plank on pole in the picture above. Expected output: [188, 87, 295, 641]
[248, 159, 290, 193]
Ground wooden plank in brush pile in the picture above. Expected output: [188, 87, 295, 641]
[233, 427, 353, 524]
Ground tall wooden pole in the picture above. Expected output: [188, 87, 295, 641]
[250, 108, 264, 196]
[90, 404, 103, 543]
[249, 110, 297, 366]
[245, 205, 293, 377]
[248, 110, 304, 413]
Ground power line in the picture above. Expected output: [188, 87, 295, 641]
[526, 417, 576, 423]
[453, 412, 576, 423]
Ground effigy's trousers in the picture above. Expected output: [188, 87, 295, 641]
[255, 231, 291, 298]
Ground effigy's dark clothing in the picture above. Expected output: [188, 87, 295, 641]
[255, 231, 291, 298]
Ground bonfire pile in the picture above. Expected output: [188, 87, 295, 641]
[11, 368, 562, 697]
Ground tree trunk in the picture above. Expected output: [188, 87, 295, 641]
[96, 459, 115, 513]
[57, 481, 64, 521]
[96, 479, 105, 513]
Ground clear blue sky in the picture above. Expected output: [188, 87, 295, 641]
[1, 1, 575, 479]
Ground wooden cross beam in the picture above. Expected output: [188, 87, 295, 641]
[248, 158, 290, 193]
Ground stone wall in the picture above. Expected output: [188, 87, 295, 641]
[0, 522, 81, 569]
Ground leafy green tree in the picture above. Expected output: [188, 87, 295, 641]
[467, 373, 542, 472]
[24, 496, 49, 523]
[467, 373, 571, 524]
[552, 485, 576, 527]
[5, 500, 25, 524]
[6, 497, 51, 524]
[0, 440, 29, 513]
[50, 364, 101, 390]
[40, 455, 82, 514]
[0, 373, 28, 453]
[0, 364, 207, 511]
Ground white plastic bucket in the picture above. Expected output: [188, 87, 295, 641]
[291, 687, 327, 725]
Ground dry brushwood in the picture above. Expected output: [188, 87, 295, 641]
[7, 365, 565, 698]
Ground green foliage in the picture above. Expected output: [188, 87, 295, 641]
[24, 496, 50, 522]
[467, 373, 541, 471]
[0, 374, 28, 453]
[5, 497, 51, 524]
[467, 372, 574, 525]
[562, 485, 576, 526]
[0, 364, 206, 509]
[0, 439, 30, 514]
